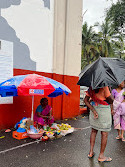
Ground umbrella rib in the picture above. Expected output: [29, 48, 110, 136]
[102, 59, 120, 84]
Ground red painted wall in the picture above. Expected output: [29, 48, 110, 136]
[0, 69, 80, 129]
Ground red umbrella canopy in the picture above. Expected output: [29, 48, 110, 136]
[18, 74, 55, 96]
[0, 74, 71, 97]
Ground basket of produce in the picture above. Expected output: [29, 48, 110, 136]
[57, 123, 74, 136]
[27, 130, 44, 139]
[27, 125, 44, 139]
[46, 131, 55, 140]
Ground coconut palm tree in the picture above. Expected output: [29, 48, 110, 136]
[82, 20, 124, 70]
[96, 19, 119, 57]
[82, 22, 99, 69]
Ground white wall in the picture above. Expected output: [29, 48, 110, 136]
[1, 0, 54, 73]
[0, 0, 82, 77]
[0, 39, 13, 104]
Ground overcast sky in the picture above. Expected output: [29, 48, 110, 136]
[82, 0, 118, 27]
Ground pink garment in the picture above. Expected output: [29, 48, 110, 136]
[34, 105, 54, 126]
[112, 89, 125, 130]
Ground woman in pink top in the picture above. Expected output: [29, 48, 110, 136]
[112, 81, 125, 141]
[84, 86, 114, 162]
[34, 98, 54, 128]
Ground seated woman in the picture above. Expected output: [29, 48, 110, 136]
[34, 98, 54, 128]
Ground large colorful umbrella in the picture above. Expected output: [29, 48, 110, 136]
[0, 74, 71, 120]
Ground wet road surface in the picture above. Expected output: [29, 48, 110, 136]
[0, 116, 125, 167]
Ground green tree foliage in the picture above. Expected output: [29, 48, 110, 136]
[82, 0, 125, 70]
[81, 20, 125, 69]
[106, 0, 125, 59]
[81, 22, 99, 69]
[96, 19, 119, 57]
[106, 0, 125, 32]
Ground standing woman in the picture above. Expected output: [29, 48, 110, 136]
[84, 86, 114, 162]
[112, 81, 125, 141]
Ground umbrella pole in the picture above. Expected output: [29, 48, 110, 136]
[31, 96, 34, 121]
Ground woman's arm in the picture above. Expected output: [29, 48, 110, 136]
[42, 107, 52, 119]
[37, 112, 41, 117]
[49, 108, 52, 116]
[110, 104, 114, 115]
[36, 112, 48, 118]
[106, 95, 114, 104]
[84, 95, 98, 119]
[106, 95, 114, 115]
[36, 105, 47, 118]
[48, 108, 52, 119]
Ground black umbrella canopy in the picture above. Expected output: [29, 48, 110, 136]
[77, 57, 125, 89]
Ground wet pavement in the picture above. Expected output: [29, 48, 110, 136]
[0, 115, 125, 167]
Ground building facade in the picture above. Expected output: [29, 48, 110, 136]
[0, 0, 82, 129]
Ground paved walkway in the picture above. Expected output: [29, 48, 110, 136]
[0, 116, 125, 167]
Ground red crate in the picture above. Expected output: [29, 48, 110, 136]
[12, 131, 29, 140]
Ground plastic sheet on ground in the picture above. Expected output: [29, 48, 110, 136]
[60, 127, 74, 136]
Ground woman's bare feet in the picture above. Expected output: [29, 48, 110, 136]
[98, 157, 112, 162]
[122, 137, 125, 142]
[98, 153, 112, 162]
[116, 136, 122, 140]
[88, 152, 95, 158]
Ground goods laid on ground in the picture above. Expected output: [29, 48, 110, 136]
[12, 118, 74, 140]
[51, 123, 74, 136]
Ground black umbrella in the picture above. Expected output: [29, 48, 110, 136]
[77, 57, 125, 89]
